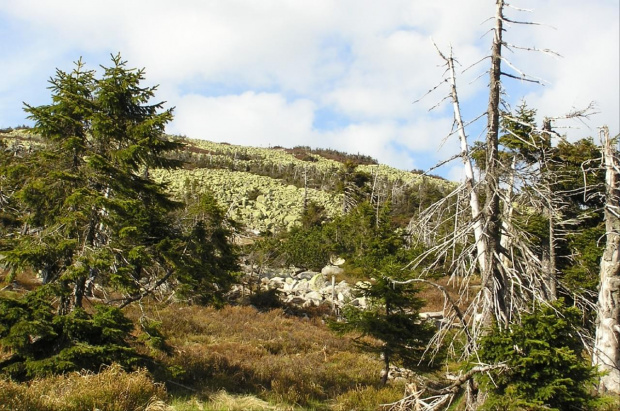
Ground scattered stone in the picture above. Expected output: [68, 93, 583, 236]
[306, 291, 323, 302]
[419, 311, 444, 320]
[355, 281, 371, 290]
[321, 265, 344, 276]
[286, 296, 306, 305]
[297, 271, 317, 280]
[295, 279, 310, 292]
[309, 273, 326, 291]
[330, 256, 345, 266]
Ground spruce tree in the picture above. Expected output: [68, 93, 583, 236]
[1, 55, 239, 378]
[477, 301, 598, 410]
[331, 261, 436, 385]
[4, 55, 186, 313]
[8, 54, 238, 308]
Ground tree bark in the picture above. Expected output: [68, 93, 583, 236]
[541, 118, 557, 300]
[73, 276, 86, 309]
[441, 48, 487, 275]
[381, 351, 390, 386]
[482, 0, 509, 326]
[593, 126, 620, 394]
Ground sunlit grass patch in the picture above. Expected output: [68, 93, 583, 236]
[0, 363, 166, 411]
[331, 383, 407, 411]
[129, 303, 385, 407]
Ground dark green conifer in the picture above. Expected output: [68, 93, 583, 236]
[477, 301, 598, 410]
[332, 261, 436, 385]
[0, 55, 239, 378]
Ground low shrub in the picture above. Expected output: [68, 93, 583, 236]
[249, 288, 284, 311]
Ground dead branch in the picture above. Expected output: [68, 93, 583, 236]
[382, 363, 509, 411]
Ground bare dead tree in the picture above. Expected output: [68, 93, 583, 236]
[395, 1, 595, 408]
[593, 125, 620, 394]
[436, 45, 487, 275]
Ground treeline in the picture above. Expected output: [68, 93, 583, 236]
[283, 145, 378, 165]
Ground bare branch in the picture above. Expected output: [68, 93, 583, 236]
[413, 79, 449, 105]
[500, 71, 542, 83]
[501, 16, 543, 26]
[502, 42, 562, 58]
[499, 55, 546, 83]
[108, 269, 175, 309]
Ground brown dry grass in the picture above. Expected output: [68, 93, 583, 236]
[0, 269, 42, 294]
[417, 276, 479, 313]
[128, 304, 392, 407]
[0, 364, 167, 411]
[0, 274, 417, 410]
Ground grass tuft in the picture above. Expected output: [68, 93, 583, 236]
[0, 363, 166, 411]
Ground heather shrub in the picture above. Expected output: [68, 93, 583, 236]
[249, 288, 284, 311]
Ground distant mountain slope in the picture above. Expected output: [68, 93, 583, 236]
[1, 130, 455, 233]
[151, 167, 343, 232]
[155, 136, 454, 232]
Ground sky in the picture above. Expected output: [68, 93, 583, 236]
[0, 1, 618, 180]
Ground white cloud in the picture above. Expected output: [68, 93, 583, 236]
[321, 122, 417, 170]
[0, 0, 617, 178]
[170, 92, 316, 148]
[519, 0, 620, 137]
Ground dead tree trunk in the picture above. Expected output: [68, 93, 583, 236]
[500, 156, 516, 275]
[593, 125, 620, 395]
[541, 118, 558, 300]
[482, 0, 509, 327]
[440, 47, 487, 275]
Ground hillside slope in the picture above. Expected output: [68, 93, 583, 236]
[1, 129, 454, 233]
[154, 136, 454, 233]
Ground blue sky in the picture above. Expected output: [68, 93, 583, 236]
[1, 0, 618, 180]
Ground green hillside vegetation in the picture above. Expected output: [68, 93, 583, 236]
[153, 135, 454, 233]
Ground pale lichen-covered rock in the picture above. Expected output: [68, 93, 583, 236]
[309, 273, 326, 291]
[321, 265, 343, 276]
[295, 279, 310, 292]
[150, 166, 343, 233]
[270, 277, 285, 285]
[351, 297, 367, 308]
[305, 291, 323, 306]
[286, 296, 306, 305]
[355, 281, 372, 290]
[419, 311, 444, 320]
[296, 271, 317, 280]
